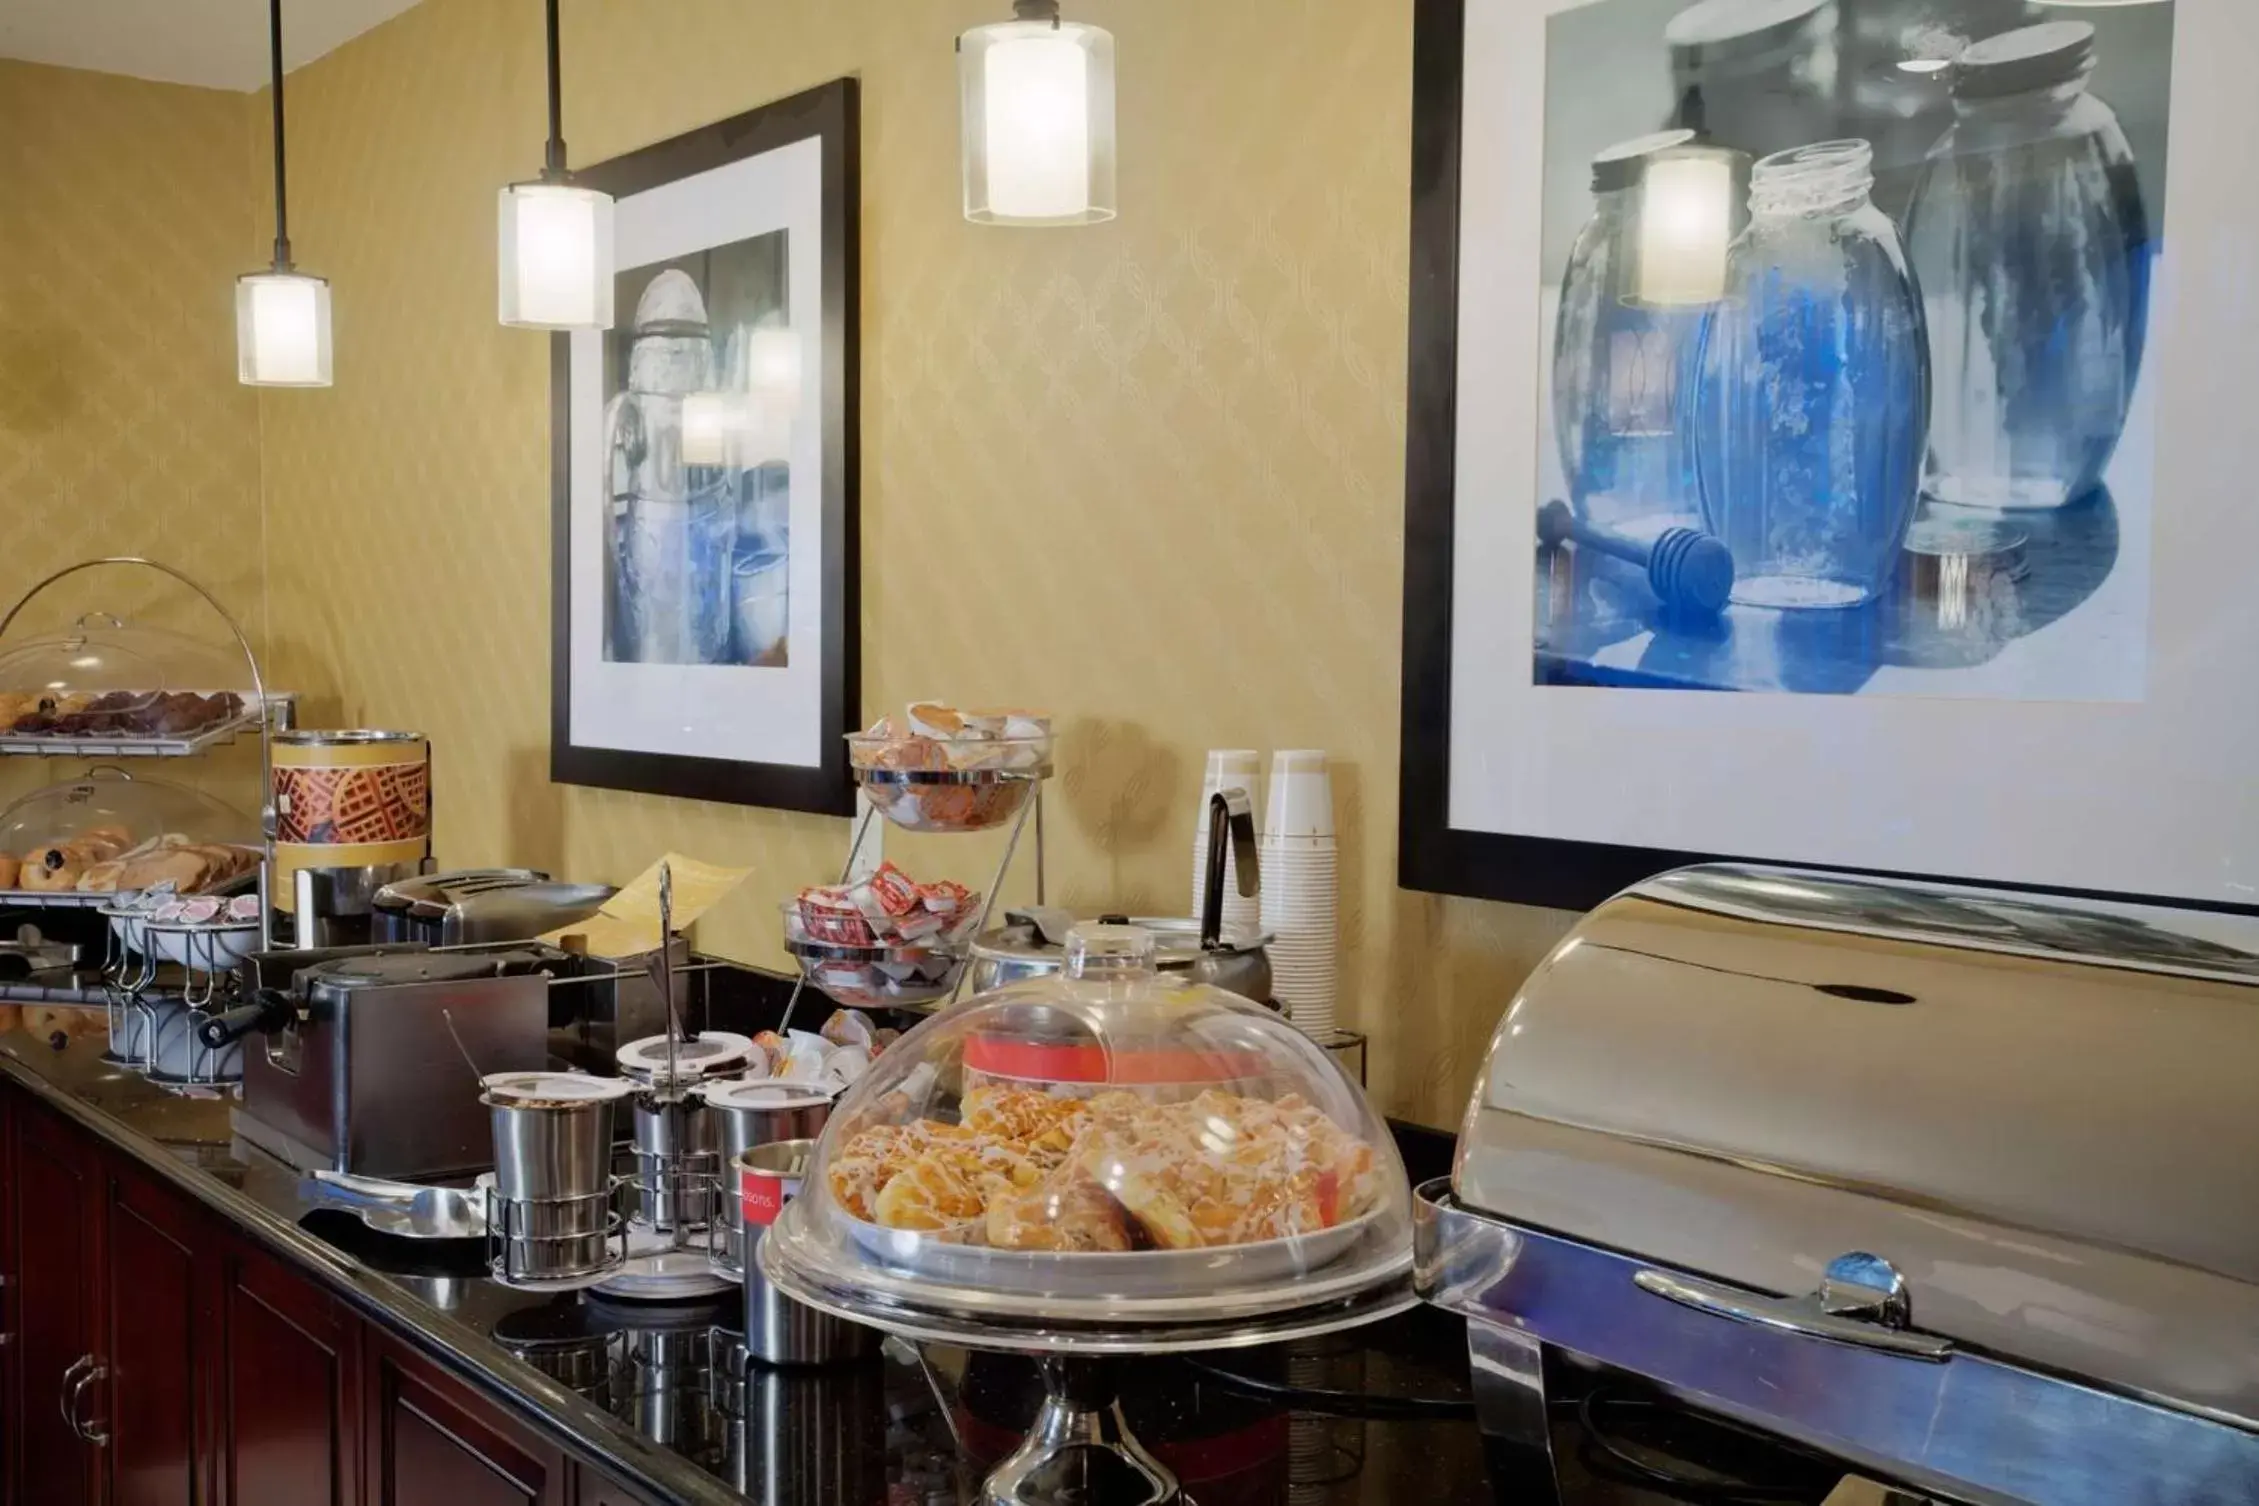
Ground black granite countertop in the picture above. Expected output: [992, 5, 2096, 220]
[0, 1029, 1852, 1506]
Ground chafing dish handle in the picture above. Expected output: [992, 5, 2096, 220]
[1633, 1270, 1954, 1361]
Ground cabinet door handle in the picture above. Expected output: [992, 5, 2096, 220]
[58, 1353, 92, 1436]
[74, 1363, 109, 1448]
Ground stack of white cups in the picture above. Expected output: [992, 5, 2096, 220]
[1257, 750, 1338, 1042]
[1190, 749, 1263, 936]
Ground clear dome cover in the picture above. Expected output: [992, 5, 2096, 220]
[0, 769, 259, 893]
[0, 613, 255, 740]
[0, 769, 256, 855]
[776, 924, 1411, 1324]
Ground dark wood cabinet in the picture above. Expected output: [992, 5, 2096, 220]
[12, 1099, 104, 1506]
[572, 1468, 656, 1506]
[100, 1164, 208, 1506]
[215, 1236, 359, 1506]
[363, 1336, 564, 1506]
[0, 1084, 609, 1506]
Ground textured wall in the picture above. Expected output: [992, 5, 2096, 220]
[0, 61, 267, 809]
[251, 0, 1576, 1127]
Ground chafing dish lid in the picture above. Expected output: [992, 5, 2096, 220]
[973, 907, 1270, 965]
[1455, 863, 2259, 1427]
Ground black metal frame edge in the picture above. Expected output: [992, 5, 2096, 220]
[550, 77, 863, 819]
[1392, 1, 2251, 920]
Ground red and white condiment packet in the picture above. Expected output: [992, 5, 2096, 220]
[793, 865, 982, 948]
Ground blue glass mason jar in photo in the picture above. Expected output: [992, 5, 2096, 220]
[1695, 139, 1930, 610]
[1904, 20, 2151, 511]
[1833, 0, 2037, 219]
[1553, 131, 1736, 535]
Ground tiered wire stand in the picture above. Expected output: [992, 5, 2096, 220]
[485, 1160, 735, 1294]
[0, 557, 292, 1093]
[781, 759, 1053, 1031]
[486, 1175, 630, 1289]
[98, 917, 251, 1088]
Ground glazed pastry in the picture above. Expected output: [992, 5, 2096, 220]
[869, 1136, 1040, 1231]
[986, 1172, 1135, 1252]
[872, 1150, 989, 1231]
[833, 1088, 1379, 1251]
[961, 1086, 1088, 1164]
[0, 855, 17, 890]
[825, 1120, 976, 1221]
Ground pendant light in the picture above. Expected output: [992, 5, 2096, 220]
[236, 0, 331, 387]
[499, 0, 614, 329]
[959, 0, 1118, 226]
[1632, 146, 1738, 308]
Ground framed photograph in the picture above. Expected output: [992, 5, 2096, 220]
[1397, 0, 2239, 913]
[552, 78, 859, 816]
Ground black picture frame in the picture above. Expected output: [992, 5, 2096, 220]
[1393, 2, 2235, 920]
[551, 78, 861, 817]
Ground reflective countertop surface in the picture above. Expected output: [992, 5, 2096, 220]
[0, 1029, 1856, 1506]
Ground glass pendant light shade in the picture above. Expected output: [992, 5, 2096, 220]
[239, 0, 330, 389]
[236, 273, 332, 388]
[1633, 149, 1738, 307]
[960, 13, 1117, 226]
[498, 181, 615, 330]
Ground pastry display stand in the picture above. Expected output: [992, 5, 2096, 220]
[780, 757, 1054, 1031]
[759, 1203, 1415, 1506]
[0, 559, 292, 1057]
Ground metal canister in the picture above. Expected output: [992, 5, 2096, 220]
[630, 1092, 723, 1233]
[270, 730, 431, 918]
[483, 1072, 631, 1282]
[698, 1081, 833, 1273]
[737, 1141, 876, 1367]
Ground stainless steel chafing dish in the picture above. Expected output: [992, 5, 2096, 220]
[1418, 864, 2259, 1506]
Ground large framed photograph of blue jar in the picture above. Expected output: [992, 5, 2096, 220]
[551, 80, 860, 816]
[1395, 0, 2257, 914]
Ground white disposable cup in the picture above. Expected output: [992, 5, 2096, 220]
[1202, 749, 1261, 792]
[1264, 751, 1334, 840]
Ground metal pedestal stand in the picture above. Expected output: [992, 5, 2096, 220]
[780, 763, 1052, 1032]
[984, 1358, 1180, 1506]
[760, 1199, 1415, 1506]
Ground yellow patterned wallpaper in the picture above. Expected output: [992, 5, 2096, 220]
[0, 61, 269, 811]
[244, 0, 1575, 1127]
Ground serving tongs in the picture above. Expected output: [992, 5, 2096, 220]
[300, 1170, 488, 1240]
[642, 862, 688, 1101]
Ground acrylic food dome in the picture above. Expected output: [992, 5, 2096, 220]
[0, 612, 257, 742]
[762, 924, 1412, 1328]
[0, 769, 258, 860]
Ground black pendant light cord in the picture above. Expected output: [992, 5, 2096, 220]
[543, 0, 570, 180]
[267, 0, 292, 270]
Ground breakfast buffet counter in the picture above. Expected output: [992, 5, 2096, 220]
[0, 1031, 1516, 1506]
